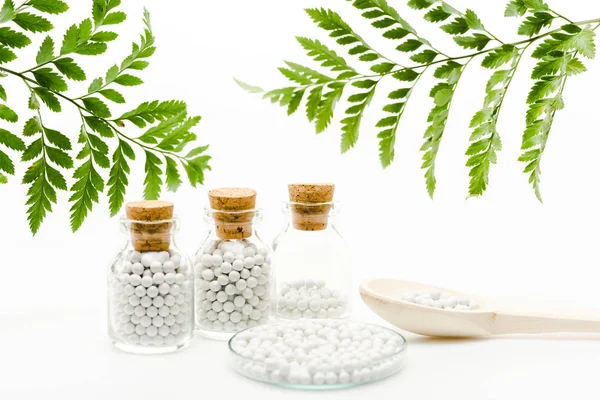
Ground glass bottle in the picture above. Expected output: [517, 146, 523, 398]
[272, 184, 351, 319]
[195, 188, 272, 339]
[108, 200, 194, 354]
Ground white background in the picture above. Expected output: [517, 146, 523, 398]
[1, 0, 600, 399]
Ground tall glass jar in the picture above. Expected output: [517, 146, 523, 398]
[195, 188, 272, 339]
[108, 200, 194, 354]
[272, 184, 351, 319]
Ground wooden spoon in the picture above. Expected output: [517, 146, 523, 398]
[360, 278, 600, 337]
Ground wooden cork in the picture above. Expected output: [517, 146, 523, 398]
[288, 183, 335, 231]
[126, 200, 174, 252]
[208, 188, 257, 240]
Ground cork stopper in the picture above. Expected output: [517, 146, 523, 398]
[126, 200, 174, 252]
[288, 183, 335, 231]
[208, 188, 257, 240]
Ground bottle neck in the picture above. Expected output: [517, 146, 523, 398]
[205, 208, 261, 240]
[285, 201, 338, 232]
[122, 218, 177, 252]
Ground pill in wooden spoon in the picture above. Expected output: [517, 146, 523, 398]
[360, 278, 600, 337]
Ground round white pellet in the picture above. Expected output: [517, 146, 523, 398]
[135, 325, 146, 335]
[218, 275, 230, 286]
[223, 301, 235, 313]
[157, 283, 169, 295]
[164, 261, 177, 274]
[149, 261, 162, 274]
[216, 291, 228, 303]
[234, 296, 246, 307]
[225, 284, 237, 296]
[140, 276, 152, 288]
[146, 306, 158, 318]
[132, 262, 144, 275]
[140, 253, 154, 267]
[206, 310, 218, 321]
[149, 296, 165, 308]
[212, 301, 223, 312]
[134, 306, 145, 317]
[244, 257, 255, 269]
[212, 254, 223, 267]
[131, 251, 142, 263]
[221, 262, 232, 274]
[164, 294, 176, 306]
[146, 325, 158, 337]
[134, 286, 146, 298]
[242, 288, 254, 299]
[201, 269, 214, 281]
[209, 281, 221, 292]
[229, 270, 241, 283]
[236, 279, 247, 291]
[158, 325, 170, 337]
[261, 263, 271, 274]
[169, 284, 181, 296]
[242, 304, 253, 315]
[152, 316, 164, 327]
[160, 305, 172, 316]
[218, 311, 229, 323]
[241, 269, 251, 279]
[129, 274, 142, 287]
[140, 315, 152, 327]
[250, 266, 262, 277]
[200, 254, 213, 267]
[232, 259, 244, 271]
[223, 251, 235, 263]
[140, 296, 152, 308]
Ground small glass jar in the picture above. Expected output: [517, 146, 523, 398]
[272, 184, 351, 319]
[195, 188, 273, 339]
[108, 201, 194, 354]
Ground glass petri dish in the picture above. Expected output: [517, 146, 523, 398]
[228, 319, 407, 389]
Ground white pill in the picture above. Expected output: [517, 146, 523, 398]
[132, 262, 144, 275]
[152, 296, 164, 307]
[229, 270, 241, 282]
[158, 325, 170, 337]
[234, 296, 246, 307]
[164, 294, 176, 306]
[160, 305, 171, 316]
[232, 259, 244, 271]
[200, 254, 213, 267]
[230, 311, 242, 323]
[241, 269, 251, 279]
[212, 254, 223, 267]
[131, 251, 142, 263]
[146, 325, 158, 337]
[140, 253, 154, 267]
[242, 288, 254, 299]
[244, 257, 255, 268]
[236, 279, 247, 290]
[250, 266, 261, 277]
[134, 306, 145, 317]
[218, 311, 229, 322]
[223, 252, 235, 263]
[201, 269, 214, 281]
[123, 284, 135, 296]
[221, 262, 232, 274]
[225, 284, 237, 296]
[146, 306, 158, 317]
[135, 325, 146, 335]
[223, 301, 235, 313]
[242, 304, 253, 315]
[218, 275, 230, 286]
[212, 301, 223, 312]
[134, 286, 146, 297]
[140, 296, 152, 307]
[215, 291, 228, 303]
[209, 281, 221, 292]
[206, 310, 218, 321]
[129, 274, 142, 287]
[149, 261, 162, 274]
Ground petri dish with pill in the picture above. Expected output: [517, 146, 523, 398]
[195, 188, 273, 339]
[229, 319, 407, 389]
[272, 184, 352, 320]
[108, 200, 194, 354]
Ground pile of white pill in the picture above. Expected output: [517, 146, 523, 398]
[277, 280, 348, 319]
[109, 250, 193, 347]
[229, 320, 406, 387]
[401, 291, 479, 311]
[195, 240, 272, 333]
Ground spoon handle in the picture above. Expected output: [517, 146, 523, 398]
[491, 311, 600, 335]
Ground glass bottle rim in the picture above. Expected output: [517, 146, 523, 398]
[119, 215, 180, 225]
[282, 201, 340, 215]
[203, 206, 263, 216]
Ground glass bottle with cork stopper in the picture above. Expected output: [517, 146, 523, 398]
[194, 188, 272, 339]
[272, 183, 351, 319]
[108, 200, 194, 354]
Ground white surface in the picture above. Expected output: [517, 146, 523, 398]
[2, 0, 600, 399]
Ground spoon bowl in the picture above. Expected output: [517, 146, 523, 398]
[360, 278, 600, 337]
